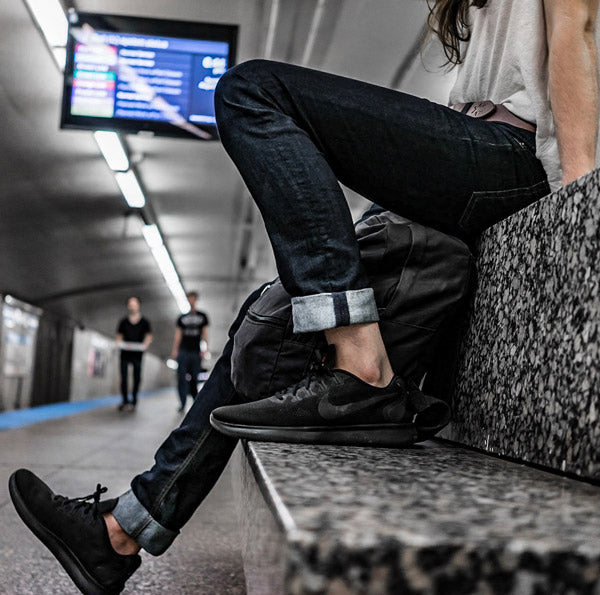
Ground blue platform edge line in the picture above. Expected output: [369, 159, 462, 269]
[0, 388, 171, 431]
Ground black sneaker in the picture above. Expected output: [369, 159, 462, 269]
[210, 364, 448, 446]
[9, 469, 141, 595]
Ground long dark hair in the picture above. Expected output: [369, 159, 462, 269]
[427, 0, 489, 65]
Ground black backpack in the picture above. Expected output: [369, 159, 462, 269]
[230, 209, 474, 401]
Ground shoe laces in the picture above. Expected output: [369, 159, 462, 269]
[274, 357, 334, 401]
[53, 483, 108, 522]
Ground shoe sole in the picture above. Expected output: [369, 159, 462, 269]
[210, 414, 419, 446]
[8, 473, 121, 595]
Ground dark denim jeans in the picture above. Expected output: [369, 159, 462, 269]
[119, 352, 143, 405]
[215, 60, 550, 332]
[114, 60, 551, 554]
[112, 287, 263, 555]
[176, 349, 202, 408]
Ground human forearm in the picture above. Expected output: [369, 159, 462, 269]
[545, 0, 599, 184]
[550, 32, 598, 183]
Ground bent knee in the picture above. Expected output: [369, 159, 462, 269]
[215, 59, 274, 105]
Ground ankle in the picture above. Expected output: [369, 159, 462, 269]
[103, 513, 140, 556]
[324, 323, 394, 387]
[334, 358, 394, 387]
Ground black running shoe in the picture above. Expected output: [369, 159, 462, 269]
[210, 364, 439, 446]
[9, 469, 141, 595]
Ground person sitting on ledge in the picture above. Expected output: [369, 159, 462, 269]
[8, 0, 598, 593]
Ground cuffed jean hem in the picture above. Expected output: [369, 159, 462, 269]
[112, 489, 178, 556]
[291, 287, 379, 333]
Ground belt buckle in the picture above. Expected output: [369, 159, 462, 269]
[466, 100, 496, 119]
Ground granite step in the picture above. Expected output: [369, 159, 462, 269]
[442, 168, 600, 481]
[232, 439, 600, 595]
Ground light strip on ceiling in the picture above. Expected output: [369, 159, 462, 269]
[23, 0, 68, 70]
[93, 131, 130, 171]
[142, 224, 164, 249]
[52, 48, 67, 71]
[171, 284, 191, 314]
[149, 245, 190, 313]
[151, 245, 179, 286]
[114, 171, 146, 208]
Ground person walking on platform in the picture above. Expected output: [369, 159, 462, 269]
[170, 291, 210, 412]
[116, 296, 153, 411]
[8, 1, 599, 593]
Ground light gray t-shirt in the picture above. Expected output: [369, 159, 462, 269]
[449, 0, 599, 191]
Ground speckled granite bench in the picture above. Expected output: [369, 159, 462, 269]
[441, 168, 600, 482]
[232, 440, 600, 595]
[229, 170, 600, 594]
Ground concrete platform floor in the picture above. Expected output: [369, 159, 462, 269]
[0, 390, 246, 594]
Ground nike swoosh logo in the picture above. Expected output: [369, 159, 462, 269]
[317, 391, 398, 420]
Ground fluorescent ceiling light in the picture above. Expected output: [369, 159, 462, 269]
[51, 47, 67, 71]
[172, 285, 191, 314]
[142, 224, 163, 249]
[151, 245, 179, 286]
[114, 171, 145, 208]
[148, 245, 190, 314]
[94, 131, 129, 171]
[24, 0, 68, 50]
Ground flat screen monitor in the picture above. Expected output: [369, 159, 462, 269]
[60, 12, 238, 140]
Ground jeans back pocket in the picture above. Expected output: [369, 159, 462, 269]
[459, 179, 551, 237]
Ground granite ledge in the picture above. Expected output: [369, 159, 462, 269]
[237, 440, 600, 595]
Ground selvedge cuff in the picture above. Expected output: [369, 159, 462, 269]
[291, 287, 379, 333]
[112, 489, 178, 556]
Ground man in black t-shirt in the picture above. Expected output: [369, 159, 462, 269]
[116, 296, 153, 411]
[170, 291, 209, 412]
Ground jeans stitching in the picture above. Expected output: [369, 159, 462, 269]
[459, 179, 550, 232]
[129, 514, 155, 540]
